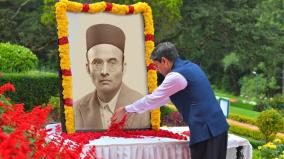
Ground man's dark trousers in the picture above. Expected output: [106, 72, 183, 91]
[190, 131, 228, 159]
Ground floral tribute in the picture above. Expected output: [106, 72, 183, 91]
[0, 77, 188, 158]
[65, 114, 188, 147]
[55, 0, 160, 133]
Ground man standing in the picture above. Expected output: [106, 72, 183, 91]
[114, 42, 229, 159]
[74, 24, 150, 131]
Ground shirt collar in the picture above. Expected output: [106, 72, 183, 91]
[97, 86, 122, 113]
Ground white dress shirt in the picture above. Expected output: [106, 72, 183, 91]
[98, 87, 121, 129]
[125, 72, 188, 113]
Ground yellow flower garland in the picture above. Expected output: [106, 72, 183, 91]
[55, 0, 160, 133]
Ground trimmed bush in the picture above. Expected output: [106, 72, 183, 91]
[229, 124, 264, 140]
[0, 71, 59, 111]
[256, 109, 284, 142]
[229, 122, 284, 141]
[229, 113, 256, 125]
[0, 43, 38, 72]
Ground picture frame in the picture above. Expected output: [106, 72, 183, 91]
[55, 0, 160, 133]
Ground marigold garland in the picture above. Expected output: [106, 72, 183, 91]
[55, 0, 160, 133]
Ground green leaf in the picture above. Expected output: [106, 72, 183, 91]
[2, 126, 15, 134]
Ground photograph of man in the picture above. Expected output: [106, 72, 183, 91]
[74, 24, 150, 131]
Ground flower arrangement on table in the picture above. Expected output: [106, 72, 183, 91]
[55, 0, 160, 133]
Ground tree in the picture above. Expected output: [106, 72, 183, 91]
[256, 109, 284, 142]
[1, 0, 284, 97]
[173, 0, 284, 96]
[41, 0, 183, 42]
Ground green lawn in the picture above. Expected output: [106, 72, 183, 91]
[229, 105, 260, 119]
[215, 89, 255, 106]
[230, 101, 255, 111]
[214, 88, 238, 99]
[215, 89, 259, 118]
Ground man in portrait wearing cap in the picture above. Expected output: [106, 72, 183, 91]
[74, 24, 150, 131]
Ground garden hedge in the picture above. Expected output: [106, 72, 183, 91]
[0, 71, 60, 111]
[229, 123, 284, 143]
[229, 113, 256, 125]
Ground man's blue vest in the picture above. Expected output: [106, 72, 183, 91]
[169, 58, 229, 146]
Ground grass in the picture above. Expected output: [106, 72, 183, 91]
[229, 105, 260, 119]
[214, 88, 238, 99]
[253, 149, 261, 159]
[214, 88, 260, 118]
[230, 101, 255, 111]
[215, 89, 256, 110]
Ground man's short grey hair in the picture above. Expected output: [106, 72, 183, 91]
[150, 42, 178, 62]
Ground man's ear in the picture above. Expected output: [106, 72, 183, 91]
[161, 57, 171, 68]
[161, 57, 167, 64]
[86, 63, 90, 74]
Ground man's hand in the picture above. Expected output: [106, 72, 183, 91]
[112, 107, 129, 123]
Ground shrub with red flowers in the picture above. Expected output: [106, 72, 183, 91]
[0, 75, 95, 159]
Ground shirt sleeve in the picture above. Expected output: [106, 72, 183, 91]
[125, 72, 188, 113]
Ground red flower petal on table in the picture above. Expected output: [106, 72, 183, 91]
[182, 131, 191, 136]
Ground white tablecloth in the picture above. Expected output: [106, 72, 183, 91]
[82, 127, 252, 159]
[45, 124, 252, 159]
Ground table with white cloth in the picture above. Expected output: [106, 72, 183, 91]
[82, 127, 252, 159]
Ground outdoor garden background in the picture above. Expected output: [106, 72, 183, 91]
[0, 0, 284, 158]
